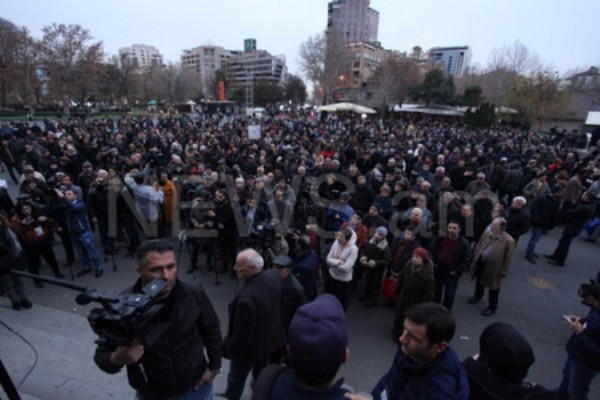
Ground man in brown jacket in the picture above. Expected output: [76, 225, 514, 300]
[468, 217, 515, 316]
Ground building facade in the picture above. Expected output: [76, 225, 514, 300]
[181, 45, 232, 98]
[428, 46, 472, 77]
[223, 39, 287, 89]
[327, 0, 379, 43]
[118, 44, 163, 70]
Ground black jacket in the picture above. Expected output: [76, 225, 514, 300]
[94, 279, 222, 400]
[529, 194, 560, 231]
[224, 269, 286, 365]
[429, 234, 472, 275]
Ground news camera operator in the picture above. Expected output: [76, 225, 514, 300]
[93, 239, 223, 400]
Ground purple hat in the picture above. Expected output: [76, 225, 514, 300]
[288, 294, 347, 373]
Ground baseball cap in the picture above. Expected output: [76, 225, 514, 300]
[288, 294, 347, 373]
[272, 255, 293, 268]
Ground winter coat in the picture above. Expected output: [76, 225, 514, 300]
[292, 249, 319, 301]
[153, 179, 177, 223]
[372, 346, 469, 400]
[10, 214, 55, 246]
[361, 236, 391, 271]
[529, 194, 560, 231]
[566, 307, 600, 371]
[94, 279, 222, 400]
[0, 227, 27, 275]
[224, 269, 286, 365]
[326, 229, 358, 282]
[429, 234, 472, 276]
[395, 259, 435, 316]
[470, 229, 515, 290]
[506, 207, 530, 241]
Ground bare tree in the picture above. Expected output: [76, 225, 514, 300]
[367, 53, 422, 113]
[0, 18, 37, 108]
[481, 40, 541, 106]
[298, 32, 326, 98]
[98, 55, 142, 106]
[37, 23, 104, 113]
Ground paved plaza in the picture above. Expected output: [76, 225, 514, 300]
[1, 222, 599, 399]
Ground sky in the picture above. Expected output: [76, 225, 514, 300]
[3, 0, 600, 79]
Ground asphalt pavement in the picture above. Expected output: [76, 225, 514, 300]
[1, 197, 600, 399]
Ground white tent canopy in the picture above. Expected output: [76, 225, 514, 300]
[317, 102, 377, 114]
[585, 111, 600, 126]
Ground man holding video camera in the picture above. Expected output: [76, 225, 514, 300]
[93, 239, 223, 400]
[557, 280, 600, 399]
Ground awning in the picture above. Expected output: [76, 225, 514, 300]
[585, 111, 600, 126]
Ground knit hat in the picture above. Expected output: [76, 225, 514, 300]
[412, 247, 429, 263]
[478, 322, 535, 384]
[288, 294, 347, 373]
[376, 226, 388, 237]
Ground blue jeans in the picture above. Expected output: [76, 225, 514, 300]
[136, 383, 213, 400]
[525, 226, 545, 257]
[225, 360, 266, 400]
[71, 231, 102, 271]
[558, 355, 598, 400]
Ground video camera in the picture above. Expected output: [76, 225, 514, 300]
[578, 278, 600, 307]
[250, 221, 278, 249]
[79, 279, 168, 347]
[11, 271, 169, 347]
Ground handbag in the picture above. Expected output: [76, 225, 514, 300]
[584, 217, 600, 236]
[382, 275, 398, 303]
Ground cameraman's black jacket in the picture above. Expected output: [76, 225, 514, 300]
[94, 279, 222, 399]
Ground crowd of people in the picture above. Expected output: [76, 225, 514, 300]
[1, 111, 600, 399]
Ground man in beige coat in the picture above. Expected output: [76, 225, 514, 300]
[468, 217, 515, 316]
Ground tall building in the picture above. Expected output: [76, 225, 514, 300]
[181, 45, 232, 97]
[428, 46, 472, 77]
[327, 0, 379, 44]
[118, 44, 163, 70]
[224, 39, 287, 89]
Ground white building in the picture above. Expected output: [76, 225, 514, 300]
[118, 44, 163, 70]
[181, 45, 232, 97]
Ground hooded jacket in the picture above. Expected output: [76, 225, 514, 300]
[464, 322, 554, 400]
[326, 229, 358, 282]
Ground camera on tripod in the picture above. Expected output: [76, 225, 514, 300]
[249, 221, 277, 249]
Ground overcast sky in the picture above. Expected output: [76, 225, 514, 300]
[4, 0, 599, 78]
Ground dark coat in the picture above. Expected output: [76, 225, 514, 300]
[292, 249, 319, 301]
[395, 259, 435, 316]
[224, 269, 286, 365]
[280, 273, 306, 334]
[372, 346, 469, 400]
[0, 227, 27, 275]
[506, 207, 530, 241]
[566, 307, 600, 371]
[463, 357, 554, 400]
[271, 369, 348, 400]
[429, 234, 472, 276]
[529, 194, 560, 231]
[94, 279, 222, 400]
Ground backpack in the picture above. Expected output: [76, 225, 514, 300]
[251, 364, 290, 400]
